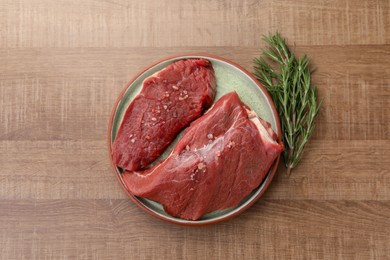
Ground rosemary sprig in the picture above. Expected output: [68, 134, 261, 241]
[253, 32, 321, 176]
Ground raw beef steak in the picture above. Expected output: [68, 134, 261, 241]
[122, 92, 284, 220]
[112, 59, 216, 171]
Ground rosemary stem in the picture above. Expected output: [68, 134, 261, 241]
[253, 32, 320, 175]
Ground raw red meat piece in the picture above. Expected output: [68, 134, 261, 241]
[112, 59, 216, 171]
[122, 92, 284, 220]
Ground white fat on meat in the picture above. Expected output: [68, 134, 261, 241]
[245, 108, 278, 146]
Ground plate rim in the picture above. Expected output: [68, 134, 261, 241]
[107, 53, 282, 226]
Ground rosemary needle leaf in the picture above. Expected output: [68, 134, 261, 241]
[253, 32, 321, 175]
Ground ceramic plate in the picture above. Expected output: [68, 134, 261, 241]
[108, 54, 281, 225]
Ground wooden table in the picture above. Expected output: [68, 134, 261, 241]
[1, 0, 389, 259]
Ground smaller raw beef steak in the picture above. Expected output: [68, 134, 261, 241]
[112, 59, 216, 171]
[122, 92, 284, 220]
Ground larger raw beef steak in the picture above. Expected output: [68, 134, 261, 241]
[122, 92, 284, 220]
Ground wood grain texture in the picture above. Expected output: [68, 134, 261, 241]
[1, 0, 389, 47]
[1, 0, 389, 259]
[0, 199, 389, 259]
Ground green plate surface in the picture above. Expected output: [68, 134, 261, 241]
[110, 55, 279, 225]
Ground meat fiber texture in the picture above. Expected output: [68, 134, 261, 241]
[112, 59, 216, 171]
[122, 92, 284, 220]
